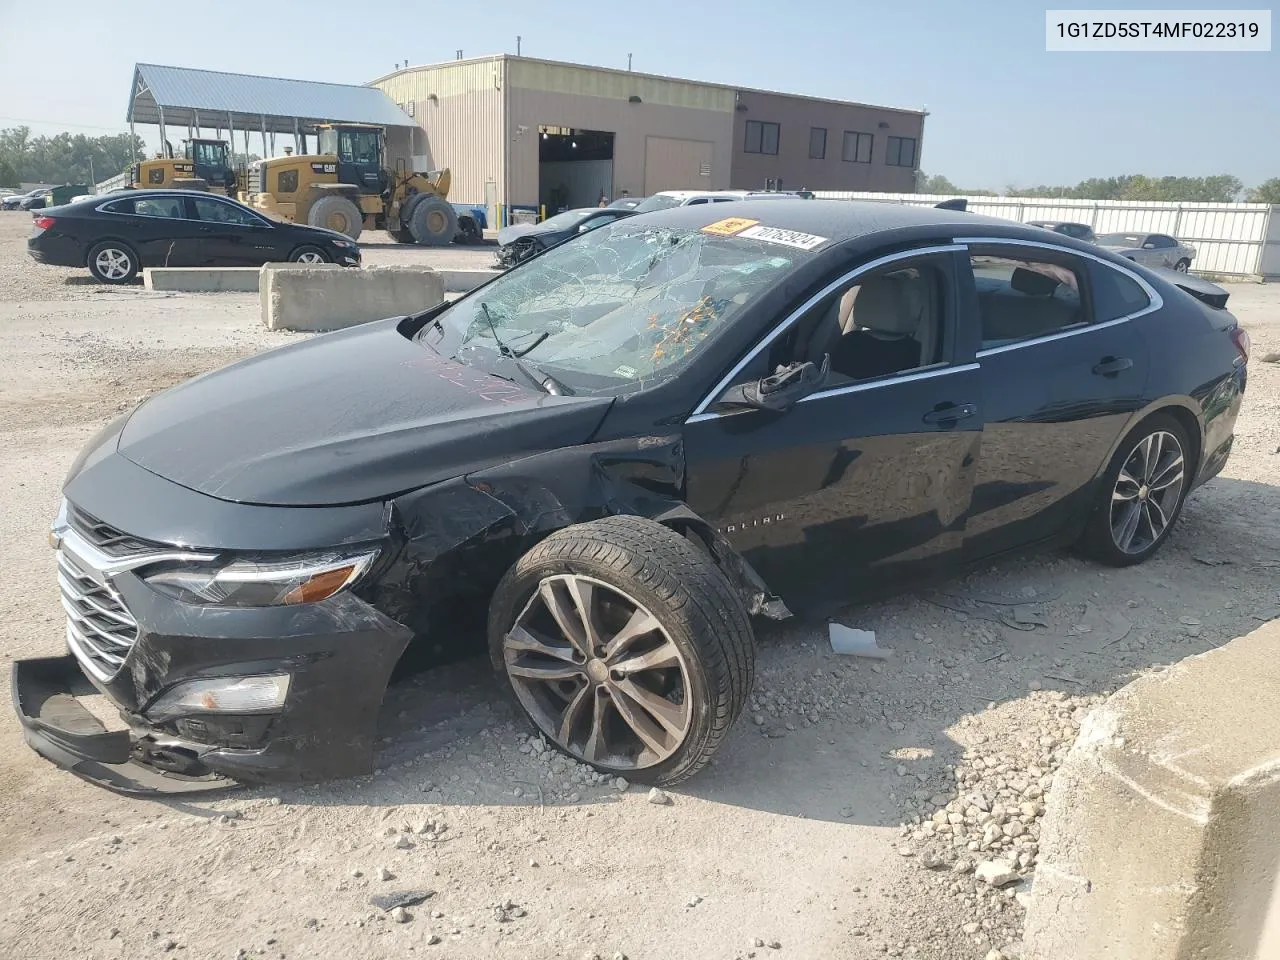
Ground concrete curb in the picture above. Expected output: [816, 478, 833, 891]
[143, 265, 498, 295]
[1023, 618, 1280, 960]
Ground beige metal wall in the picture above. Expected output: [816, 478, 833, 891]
[507, 88, 733, 206]
[731, 89, 924, 193]
[372, 61, 505, 207]
[643, 137, 715, 194]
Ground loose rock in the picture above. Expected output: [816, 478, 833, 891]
[647, 788, 672, 806]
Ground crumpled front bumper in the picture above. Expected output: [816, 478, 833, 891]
[12, 583, 414, 797]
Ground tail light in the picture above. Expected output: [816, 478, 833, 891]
[33, 215, 56, 231]
[1230, 326, 1250, 364]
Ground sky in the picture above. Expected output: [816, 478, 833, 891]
[0, 0, 1275, 190]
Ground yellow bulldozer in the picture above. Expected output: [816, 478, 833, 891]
[133, 139, 243, 196]
[246, 123, 471, 246]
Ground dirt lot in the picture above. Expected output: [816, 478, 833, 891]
[1, 210, 1278, 960]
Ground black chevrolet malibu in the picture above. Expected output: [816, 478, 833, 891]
[28, 189, 360, 283]
[14, 201, 1249, 794]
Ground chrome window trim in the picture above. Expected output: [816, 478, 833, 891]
[687, 243, 967, 420]
[956, 236, 1164, 358]
[96, 196, 190, 222]
[798, 362, 980, 404]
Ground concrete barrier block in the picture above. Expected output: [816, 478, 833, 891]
[260, 264, 444, 332]
[143, 267, 262, 292]
[437, 268, 501, 293]
[1023, 619, 1280, 960]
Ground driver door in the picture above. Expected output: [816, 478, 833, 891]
[682, 248, 982, 612]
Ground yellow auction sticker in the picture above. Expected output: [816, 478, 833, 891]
[700, 217, 760, 237]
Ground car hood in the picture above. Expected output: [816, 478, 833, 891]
[115, 318, 613, 507]
[496, 223, 541, 245]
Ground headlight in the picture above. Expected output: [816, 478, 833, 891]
[330, 239, 356, 249]
[142, 548, 378, 607]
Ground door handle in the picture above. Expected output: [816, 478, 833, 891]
[1092, 356, 1133, 376]
[922, 402, 977, 425]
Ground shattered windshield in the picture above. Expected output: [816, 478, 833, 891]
[421, 223, 811, 394]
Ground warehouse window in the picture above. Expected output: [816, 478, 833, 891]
[744, 120, 779, 155]
[842, 131, 873, 164]
[887, 136, 917, 167]
[809, 127, 827, 160]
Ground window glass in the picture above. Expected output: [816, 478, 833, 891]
[133, 197, 186, 219]
[842, 131, 873, 164]
[1151, 235, 1175, 248]
[1089, 262, 1151, 321]
[971, 255, 1085, 348]
[744, 120, 780, 155]
[338, 128, 381, 165]
[886, 136, 917, 167]
[193, 197, 259, 226]
[190, 142, 225, 167]
[809, 127, 827, 160]
[754, 261, 947, 389]
[102, 198, 134, 214]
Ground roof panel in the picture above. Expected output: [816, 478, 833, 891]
[128, 63, 415, 133]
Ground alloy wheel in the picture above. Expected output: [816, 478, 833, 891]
[503, 574, 692, 770]
[1110, 430, 1185, 554]
[1175, 260, 1189, 272]
[294, 251, 325, 264]
[95, 248, 132, 280]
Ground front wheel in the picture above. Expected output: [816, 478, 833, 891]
[288, 245, 328, 264]
[1079, 414, 1192, 566]
[488, 516, 755, 785]
[87, 241, 138, 284]
[1174, 258, 1191, 273]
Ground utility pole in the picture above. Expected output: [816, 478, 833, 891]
[627, 53, 633, 71]
[517, 35, 521, 56]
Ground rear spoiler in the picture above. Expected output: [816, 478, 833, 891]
[934, 198, 968, 212]
[1155, 268, 1229, 309]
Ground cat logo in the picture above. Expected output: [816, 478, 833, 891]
[310, 163, 337, 175]
[719, 513, 786, 534]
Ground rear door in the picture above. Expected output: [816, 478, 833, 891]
[683, 245, 981, 612]
[190, 196, 281, 265]
[103, 195, 203, 267]
[959, 240, 1153, 560]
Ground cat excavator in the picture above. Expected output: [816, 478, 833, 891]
[245, 123, 475, 246]
[132, 139, 242, 196]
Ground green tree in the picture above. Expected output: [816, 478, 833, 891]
[1246, 178, 1280, 203]
[0, 159, 17, 188]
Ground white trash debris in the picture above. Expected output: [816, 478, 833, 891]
[828, 623, 893, 659]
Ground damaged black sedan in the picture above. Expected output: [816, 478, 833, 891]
[14, 201, 1248, 794]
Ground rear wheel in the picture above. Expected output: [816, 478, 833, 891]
[407, 195, 458, 247]
[1079, 414, 1192, 566]
[488, 516, 755, 785]
[289, 245, 328, 264]
[87, 241, 138, 284]
[1174, 258, 1191, 273]
[307, 195, 363, 240]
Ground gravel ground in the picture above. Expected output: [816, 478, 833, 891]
[1, 210, 1278, 960]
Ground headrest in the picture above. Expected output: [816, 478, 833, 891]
[1010, 267, 1060, 296]
[853, 272, 926, 336]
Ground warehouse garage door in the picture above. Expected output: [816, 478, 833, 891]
[644, 137, 714, 194]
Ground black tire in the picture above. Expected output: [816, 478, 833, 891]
[288, 245, 329, 264]
[407, 195, 458, 247]
[86, 240, 138, 284]
[488, 516, 755, 785]
[1174, 258, 1191, 273]
[1078, 413, 1193, 566]
[457, 216, 483, 244]
[390, 226, 415, 244]
[307, 195, 363, 240]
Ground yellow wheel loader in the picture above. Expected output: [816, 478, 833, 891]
[246, 123, 467, 246]
[133, 139, 242, 196]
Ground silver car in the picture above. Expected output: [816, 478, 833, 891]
[1096, 232, 1196, 272]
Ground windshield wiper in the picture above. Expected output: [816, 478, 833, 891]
[478, 303, 570, 395]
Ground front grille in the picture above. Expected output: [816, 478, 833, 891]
[247, 163, 263, 195]
[68, 504, 160, 558]
[56, 548, 138, 681]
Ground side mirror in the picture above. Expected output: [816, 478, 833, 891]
[718, 355, 830, 413]
[1142, 242, 1155, 249]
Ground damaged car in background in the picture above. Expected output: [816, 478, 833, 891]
[494, 206, 636, 268]
[13, 200, 1248, 794]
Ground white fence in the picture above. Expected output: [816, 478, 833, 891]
[813, 191, 1280, 280]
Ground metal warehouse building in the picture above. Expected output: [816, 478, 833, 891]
[370, 56, 925, 221]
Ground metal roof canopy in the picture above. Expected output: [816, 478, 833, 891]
[127, 63, 416, 150]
